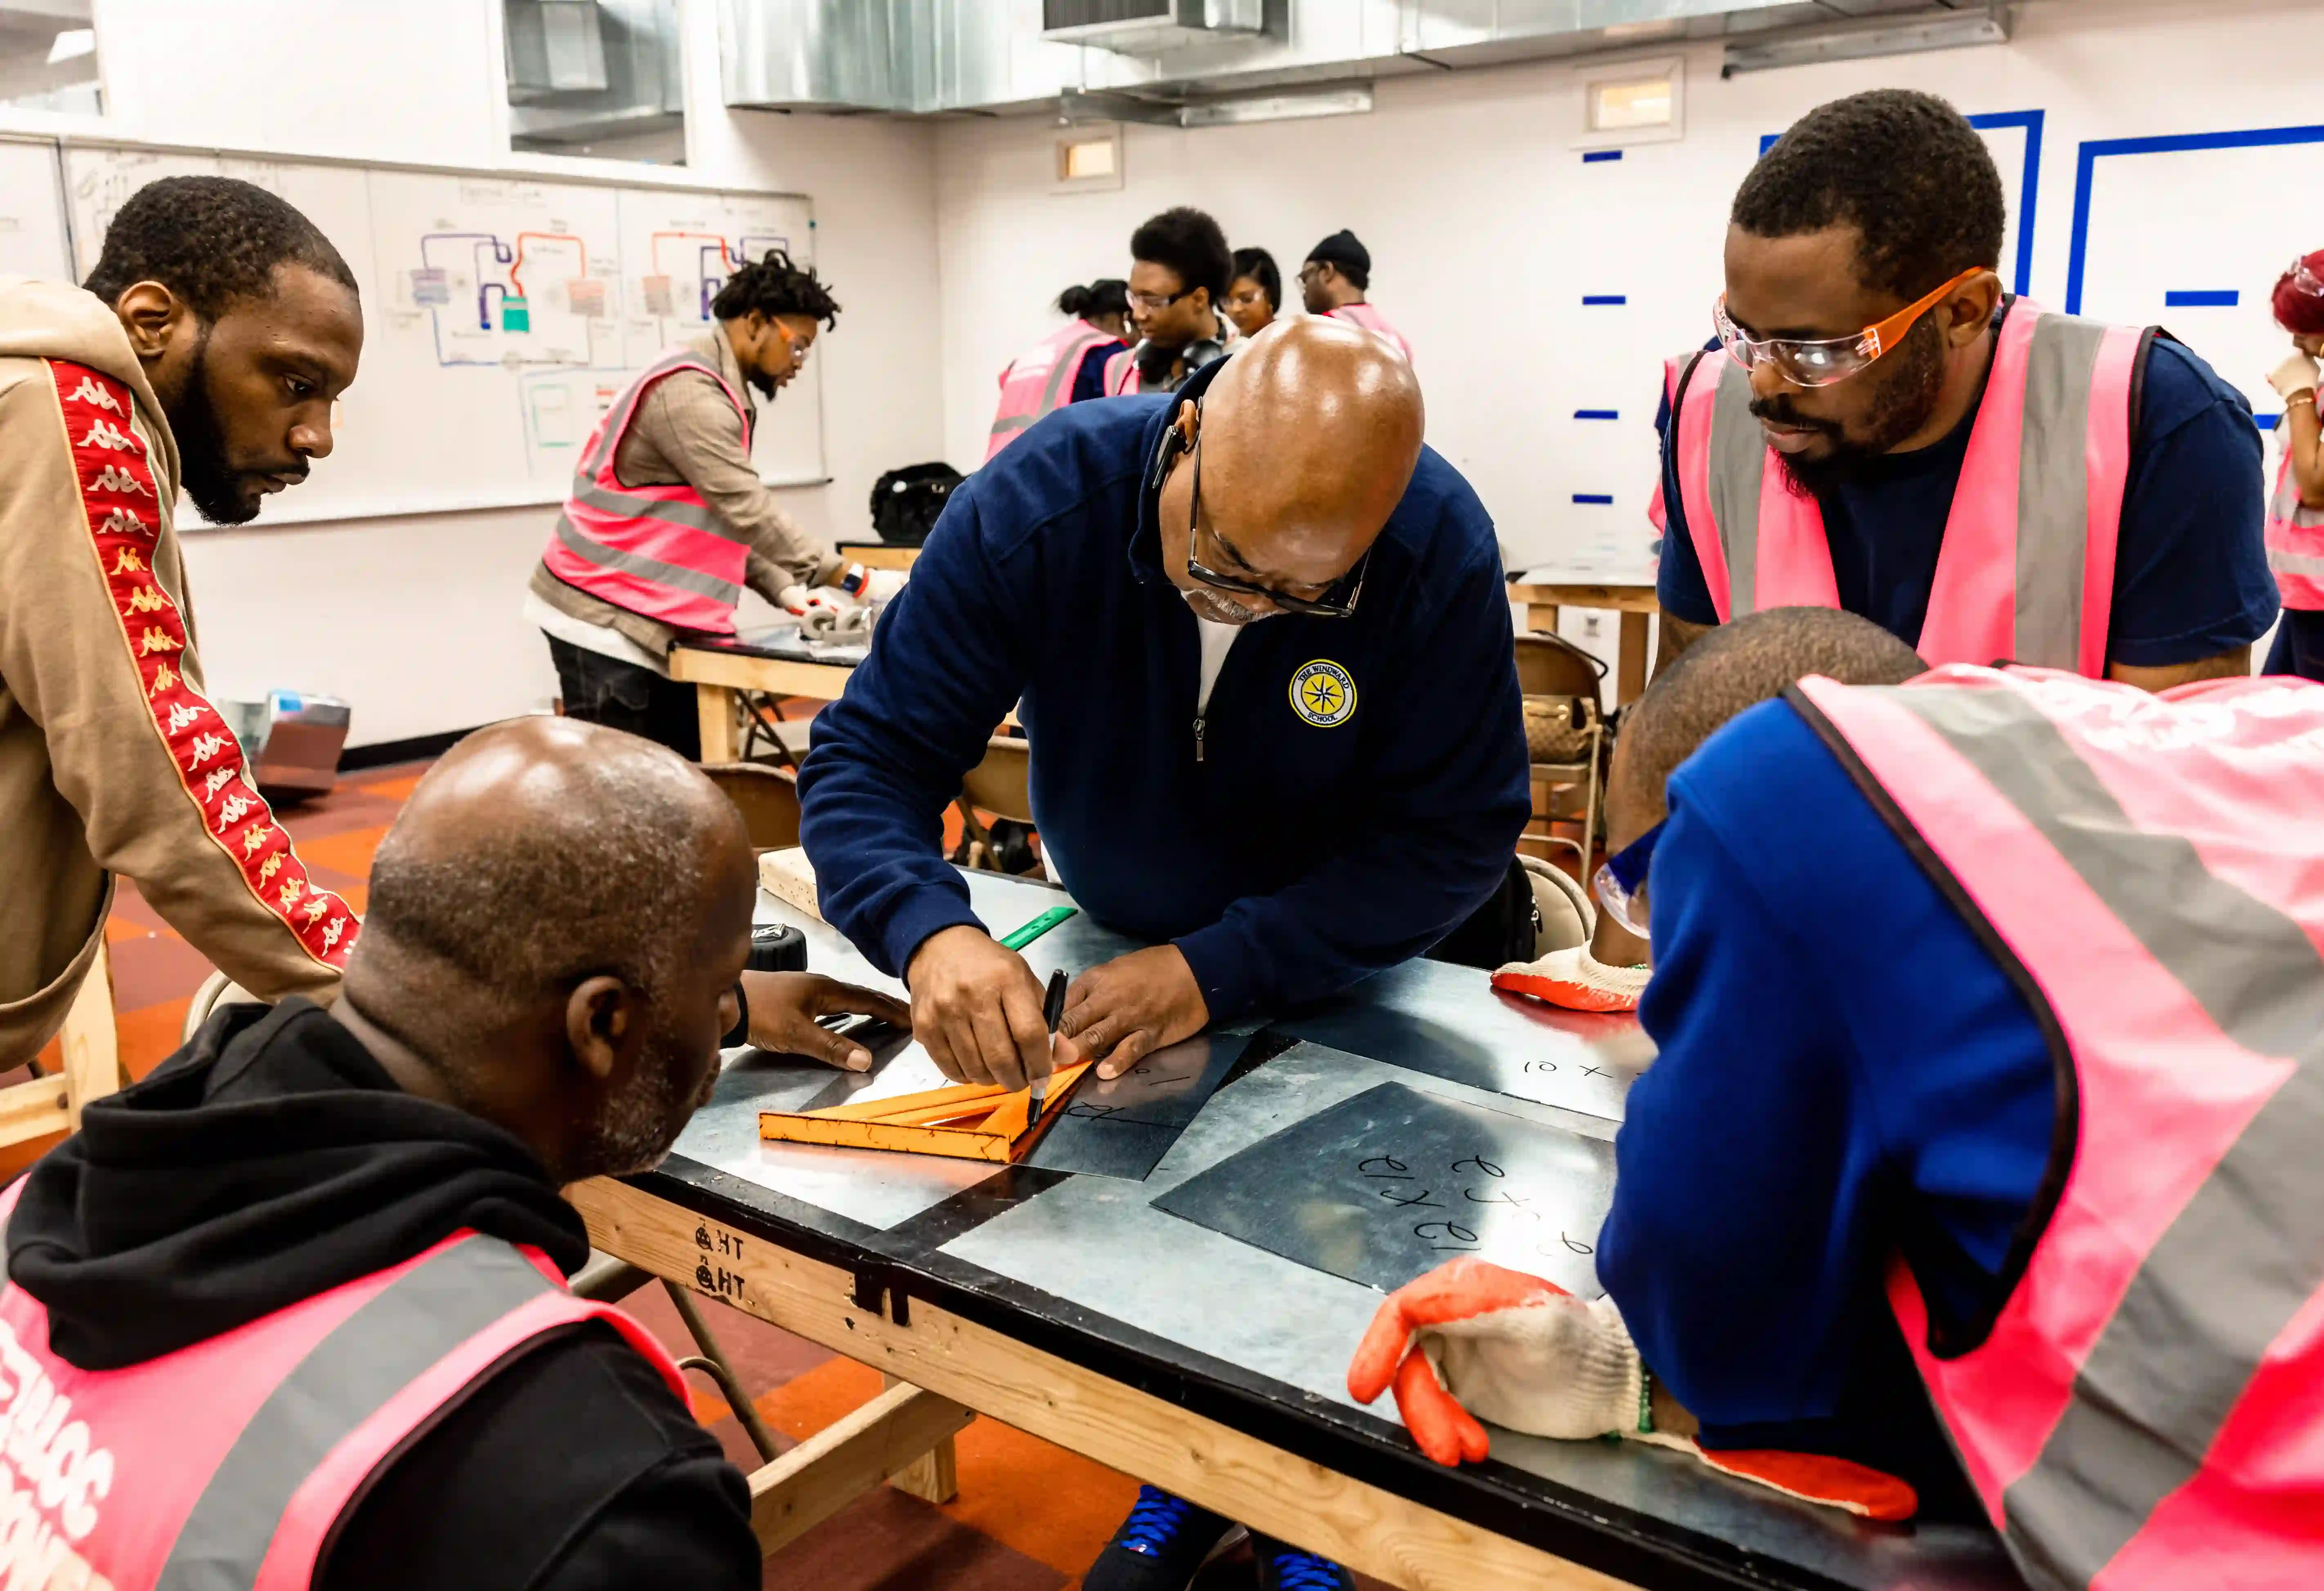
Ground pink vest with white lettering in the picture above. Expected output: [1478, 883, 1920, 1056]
[0, 1184, 684, 1591]
[987, 320, 1117, 461]
[1328, 303, 1413, 364]
[2265, 392, 2324, 610]
[540, 349, 753, 635]
[1673, 300, 2145, 677]
[1794, 664, 2324, 1590]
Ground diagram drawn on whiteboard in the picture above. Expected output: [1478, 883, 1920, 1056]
[632, 228, 791, 350]
[400, 225, 614, 370]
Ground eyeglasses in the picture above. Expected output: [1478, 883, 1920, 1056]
[1713, 266, 1986, 389]
[1181, 402, 1368, 619]
[2286, 258, 2324, 298]
[1127, 286, 1194, 313]
[1591, 820, 1663, 941]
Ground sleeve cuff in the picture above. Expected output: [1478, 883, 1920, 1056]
[881, 888, 985, 984]
[1173, 922, 1267, 1026]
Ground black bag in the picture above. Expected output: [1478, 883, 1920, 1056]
[1426, 856, 1543, 972]
[869, 463, 964, 547]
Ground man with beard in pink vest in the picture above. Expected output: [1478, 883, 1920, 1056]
[1299, 230, 1412, 365]
[0, 716, 906, 1590]
[1352, 607, 2324, 1587]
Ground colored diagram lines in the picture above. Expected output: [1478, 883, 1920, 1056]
[413, 229, 597, 369]
[641, 230, 794, 323]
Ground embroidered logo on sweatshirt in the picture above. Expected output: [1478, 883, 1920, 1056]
[1289, 659, 1358, 728]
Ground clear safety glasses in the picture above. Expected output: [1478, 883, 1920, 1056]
[1713, 266, 1986, 389]
[2286, 258, 2324, 299]
[1591, 820, 1664, 942]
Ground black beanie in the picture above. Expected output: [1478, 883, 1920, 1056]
[1305, 229, 1370, 275]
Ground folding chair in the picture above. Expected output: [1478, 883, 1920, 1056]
[1513, 631, 1608, 873]
[1, 942, 125, 1150]
[700, 761, 804, 852]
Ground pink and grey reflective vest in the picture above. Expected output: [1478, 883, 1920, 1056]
[1102, 346, 1141, 398]
[987, 319, 1117, 461]
[1792, 663, 2324, 1589]
[2265, 393, 2324, 610]
[1329, 303, 1413, 364]
[0, 1182, 685, 1590]
[540, 348, 754, 635]
[1672, 300, 2152, 676]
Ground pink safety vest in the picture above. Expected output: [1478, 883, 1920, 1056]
[539, 348, 754, 635]
[2265, 393, 2324, 610]
[987, 320, 1117, 461]
[1792, 664, 2324, 1589]
[1672, 299, 2149, 677]
[1102, 346, 1141, 398]
[1329, 303, 1413, 364]
[0, 1180, 685, 1590]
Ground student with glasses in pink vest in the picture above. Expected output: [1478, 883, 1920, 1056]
[2261, 251, 2324, 680]
[1103, 207, 1234, 398]
[1299, 230, 1413, 364]
[1353, 606, 2324, 1587]
[985, 278, 1129, 461]
[1655, 90, 2273, 693]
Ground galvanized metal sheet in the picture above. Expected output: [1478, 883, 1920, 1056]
[1152, 1080, 1616, 1298]
[1269, 955, 1651, 1120]
[1024, 1030, 1253, 1180]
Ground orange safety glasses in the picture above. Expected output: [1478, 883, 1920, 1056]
[1713, 266, 1988, 388]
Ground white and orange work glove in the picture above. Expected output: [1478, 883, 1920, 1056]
[1347, 1259, 1917, 1522]
[1492, 946, 1650, 1014]
[836, 564, 907, 603]
[778, 582, 850, 638]
[2268, 351, 2320, 402]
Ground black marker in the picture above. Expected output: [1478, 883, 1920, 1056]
[1031, 968, 1068, 1124]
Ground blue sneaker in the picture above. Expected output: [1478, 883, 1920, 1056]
[1252, 1535, 1356, 1591]
[1084, 1486, 1240, 1591]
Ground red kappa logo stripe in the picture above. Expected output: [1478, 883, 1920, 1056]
[48, 360, 358, 969]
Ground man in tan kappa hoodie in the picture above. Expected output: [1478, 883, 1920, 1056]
[0, 176, 366, 1067]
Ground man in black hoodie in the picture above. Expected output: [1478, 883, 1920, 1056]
[4, 715, 908, 1589]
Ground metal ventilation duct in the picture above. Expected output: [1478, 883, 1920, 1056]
[718, 0, 2009, 117]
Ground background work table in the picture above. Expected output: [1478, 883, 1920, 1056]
[577, 870, 2020, 1591]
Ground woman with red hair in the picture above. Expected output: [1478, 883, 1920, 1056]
[2263, 251, 2324, 677]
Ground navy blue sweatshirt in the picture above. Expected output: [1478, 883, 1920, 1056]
[797, 363, 1530, 1021]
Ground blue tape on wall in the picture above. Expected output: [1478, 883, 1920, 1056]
[1760, 111, 2042, 295]
[1581, 295, 1626, 306]
[2257, 412, 2281, 430]
[1573, 494, 1615, 505]
[2067, 123, 2324, 314]
[2165, 289, 2240, 307]
[1582, 149, 1623, 163]
[1573, 409, 1620, 420]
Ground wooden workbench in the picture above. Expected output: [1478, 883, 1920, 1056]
[1508, 583, 1659, 706]
[579, 871, 2020, 1591]
[668, 641, 857, 762]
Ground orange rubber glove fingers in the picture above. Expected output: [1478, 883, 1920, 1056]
[1695, 1447, 1919, 1522]
[1347, 1258, 1566, 1404]
[1389, 1345, 1493, 1466]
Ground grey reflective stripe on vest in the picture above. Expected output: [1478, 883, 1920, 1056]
[1893, 686, 2324, 1591]
[989, 331, 1106, 441]
[552, 513, 744, 605]
[157, 1238, 559, 1591]
[2270, 459, 2324, 533]
[1703, 309, 2119, 668]
[1704, 358, 1763, 616]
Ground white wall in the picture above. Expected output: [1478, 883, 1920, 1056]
[933, 0, 2324, 592]
[32, 0, 942, 748]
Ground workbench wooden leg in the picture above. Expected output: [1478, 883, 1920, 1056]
[1525, 603, 1560, 636]
[1617, 611, 1651, 705]
[696, 683, 739, 763]
[882, 1372, 960, 1503]
[744, 1381, 975, 1556]
[60, 940, 121, 1130]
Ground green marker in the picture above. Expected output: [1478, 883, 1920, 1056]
[999, 905, 1076, 950]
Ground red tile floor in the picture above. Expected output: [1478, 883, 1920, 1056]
[19, 755, 1405, 1589]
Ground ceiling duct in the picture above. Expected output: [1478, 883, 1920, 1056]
[719, 0, 2031, 118]
[1041, 0, 1265, 55]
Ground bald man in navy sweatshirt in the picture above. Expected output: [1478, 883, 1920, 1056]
[798, 320, 1529, 1095]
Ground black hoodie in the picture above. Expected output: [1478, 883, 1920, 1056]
[9, 999, 758, 1591]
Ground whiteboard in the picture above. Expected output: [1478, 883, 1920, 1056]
[0, 139, 69, 281]
[56, 143, 821, 527]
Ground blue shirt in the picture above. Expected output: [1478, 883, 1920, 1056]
[1596, 698, 2058, 1470]
[1654, 332, 2279, 668]
[796, 358, 1532, 1022]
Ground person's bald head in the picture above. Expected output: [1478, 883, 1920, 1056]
[340, 716, 756, 1183]
[1156, 317, 1423, 626]
[1608, 608, 1926, 847]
